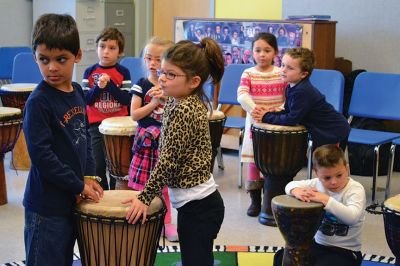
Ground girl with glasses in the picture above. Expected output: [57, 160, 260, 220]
[128, 36, 178, 242]
[123, 37, 225, 266]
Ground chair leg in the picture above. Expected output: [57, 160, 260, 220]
[372, 145, 380, 203]
[307, 139, 313, 179]
[385, 144, 396, 200]
[216, 147, 224, 170]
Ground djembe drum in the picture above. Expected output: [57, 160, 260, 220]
[272, 195, 325, 266]
[251, 123, 308, 226]
[0, 107, 23, 205]
[0, 83, 36, 170]
[99, 116, 137, 190]
[383, 194, 400, 266]
[74, 190, 166, 266]
[208, 110, 226, 172]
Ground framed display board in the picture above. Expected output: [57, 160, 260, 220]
[175, 17, 337, 69]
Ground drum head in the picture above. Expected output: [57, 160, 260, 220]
[0, 83, 36, 92]
[253, 122, 307, 132]
[75, 190, 163, 218]
[208, 110, 225, 120]
[0, 107, 22, 121]
[384, 194, 400, 213]
[99, 116, 138, 136]
[272, 195, 323, 209]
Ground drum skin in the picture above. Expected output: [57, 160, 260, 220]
[74, 190, 166, 266]
[272, 195, 325, 266]
[383, 195, 400, 265]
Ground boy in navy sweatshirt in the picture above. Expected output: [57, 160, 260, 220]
[23, 13, 103, 266]
[251, 47, 350, 149]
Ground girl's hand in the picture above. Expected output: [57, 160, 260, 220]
[251, 106, 268, 123]
[122, 196, 148, 224]
[148, 86, 165, 104]
[98, 74, 110, 89]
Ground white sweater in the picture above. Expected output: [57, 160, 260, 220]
[285, 177, 366, 251]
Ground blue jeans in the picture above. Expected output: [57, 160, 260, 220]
[24, 209, 75, 266]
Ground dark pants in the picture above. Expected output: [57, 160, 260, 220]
[24, 210, 75, 266]
[177, 190, 225, 266]
[89, 124, 115, 190]
[273, 241, 363, 266]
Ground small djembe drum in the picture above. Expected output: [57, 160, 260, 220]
[272, 195, 325, 266]
[208, 110, 226, 172]
[0, 107, 23, 205]
[251, 123, 308, 226]
[99, 116, 137, 190]
[0, 83, 36, 170]
[74, 190, 166, 266]
[383, 194, 400, 266]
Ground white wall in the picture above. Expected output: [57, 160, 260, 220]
[282, 0, 400, 73]
[0, 0, 32, 46]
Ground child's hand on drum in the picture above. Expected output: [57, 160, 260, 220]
[291, 187, 316, 202]
[122, 196, 148, 224]
[81, 179, 104, 202]
[251, 106, 272, 123]
[307, 190, 330, 206]
[98, 74, 110, 89]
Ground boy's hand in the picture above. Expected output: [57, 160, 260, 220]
[291, 187, 316, 202]
[122, 196, 148, 224]
[98, 74, 110, 89]
[80, 179, 104, 203]
[308, 191, 330, 206]
[251, 106, 274, 123]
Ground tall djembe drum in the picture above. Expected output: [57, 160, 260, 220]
[251, 123, 308, 226]
[383, 195, 400, 266]
[207, 110, 226, 172]
[75, 190, 166, 266]
[0, 107, 23, 205]
[0, 83, 36, 170]
[99, 116, 137, 189]
[272, 195, 325, 266]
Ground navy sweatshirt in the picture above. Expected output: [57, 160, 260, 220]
[23, 81, 95, 217]
[262, 78, 350, 148]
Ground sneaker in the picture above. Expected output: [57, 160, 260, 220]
[164, 223, 179, 242]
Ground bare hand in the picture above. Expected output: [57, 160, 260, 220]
[291, 187, 317, 202]
[148, 85, 165, 105]
[98, 74, 110, 89]
[81, 179, 104, 202]
[122, 196, 148, 224]
[251, 106, 268, 123]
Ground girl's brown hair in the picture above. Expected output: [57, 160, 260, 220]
[162, 38, 225, 109]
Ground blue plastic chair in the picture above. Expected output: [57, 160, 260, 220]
[0, 46, 31, 81]
[217, 64, 253, 188]
[347, 72, 400, 203]
[12, 52, 42, 83]
[120, 57, 146, 85]
[307, 69, 346, 178]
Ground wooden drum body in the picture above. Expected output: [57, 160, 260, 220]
[0, 83, 36, 170]
[383, 195, 400, 266]
[0, 107, 23, 205]
[272, 195, 324, 266]
[208, 110, 226, 172]
[99, 116, 137, 190]
[74, 190, 166, 266]
[251, 123, 308, 225]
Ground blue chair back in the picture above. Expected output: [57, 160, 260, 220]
[120, 57, 146, 84]
[203, 80, 214, 102]
[0, 46, 31, 80]
[348, 72, 400, 120]
[12, 52, 42, 83]
[218, 64, 253, 105]
[310, 69, 344, 113]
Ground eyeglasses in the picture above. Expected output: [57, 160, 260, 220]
[319, 219, 349, 236]
[156, 70, 186, 80]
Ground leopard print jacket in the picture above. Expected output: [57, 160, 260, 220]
[137, 94, 212, 206]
